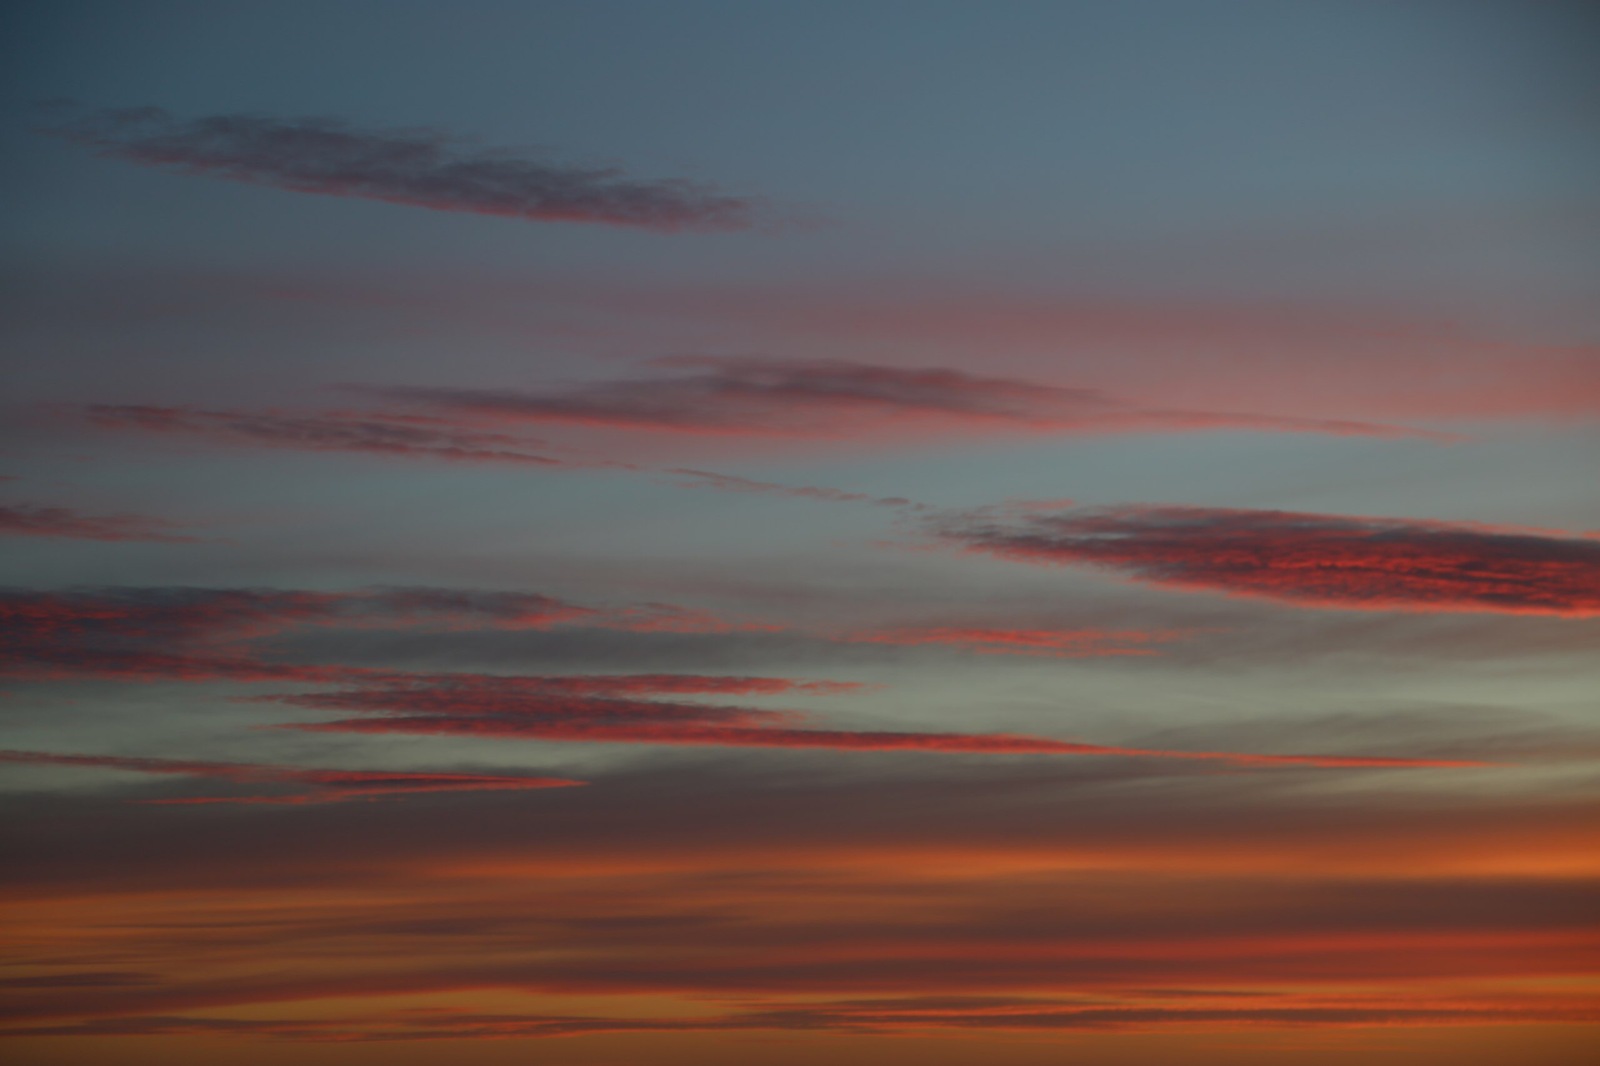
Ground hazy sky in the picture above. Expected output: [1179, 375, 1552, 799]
[2, 3, 1597, 1064]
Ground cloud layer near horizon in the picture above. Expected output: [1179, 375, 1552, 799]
[2, 758, 1594, 1043]
[0, 749, 582, 805]
[45, 106, 753, 231]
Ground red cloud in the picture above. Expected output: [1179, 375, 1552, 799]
[0, 749, 582, 804]
[273, 677, 1484, 769]
[0, 504, 197, 543]
[933, 505, 1600, 616]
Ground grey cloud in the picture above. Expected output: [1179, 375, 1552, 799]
[45, 106, 753, 232]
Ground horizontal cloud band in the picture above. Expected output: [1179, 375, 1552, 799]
[931, 504, 1600, 616]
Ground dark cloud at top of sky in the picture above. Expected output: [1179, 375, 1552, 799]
[42, 106, 754, 232]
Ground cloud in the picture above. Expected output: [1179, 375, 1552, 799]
[662, 467, 920, 508]
[0, 585, 771, 683]
[75, 403, 925, 507]
[2, 753, 1591, 1042]
[4, 754, 1588, 896]
[849, 625, 1178, 657]
[370, 356, 1429, 439]
[272, 673, 1482, 768]
[44, 106, 753, 231]
[416, 673, 861, 697]
[1, 584, 589, 644]
[81, 405, 567, 466]
[0, 749, 582, 804]
[0, 503, 197, 543]
[931, 505, 1600, 616]
[0, 585, 660, 647]
[0, 586, 1488, 769]
[1125, 706, 1600, 765]
[12, 992, 1596, 1041]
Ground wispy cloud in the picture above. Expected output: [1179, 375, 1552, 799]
[274, 673, 1482, 768]
[662, 467, 921, 508]
[371, 356, 1430, 439]
[0, 749, 582, 804]
[0, 585, 766, 683]
[1, 586, 1472, 769]
[0, 503, 197, 543]
[848, 625, 1178, 657]
[75, 403, 927, 507]
[44, 106, 753, 231]
[931, 505, 1600, 616]
[82, 405, 567, 466]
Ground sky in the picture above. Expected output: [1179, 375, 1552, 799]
[1, 2, 1597, 1063]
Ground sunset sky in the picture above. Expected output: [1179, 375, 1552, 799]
[2, 2, 1597, 1063]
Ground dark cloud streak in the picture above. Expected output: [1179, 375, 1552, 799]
[82, 404, 567, 466]
[45, 106, 753, 232]
[372, 356, 1428, 439]
[0, 503, 197, 543]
